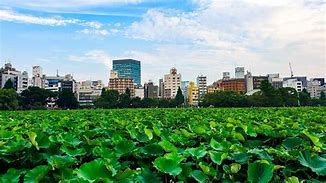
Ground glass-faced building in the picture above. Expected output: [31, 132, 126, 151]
[112, 59, 141, 86]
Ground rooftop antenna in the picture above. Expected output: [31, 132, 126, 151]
[289, 62, 294, 78]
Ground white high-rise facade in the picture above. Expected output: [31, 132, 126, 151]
[196, 75, 207, 99]
[32, 66, 43, 88]
[235, 67, 245, 78]
[283, 79, 303, 92]
[164, 67, 181, 98]
[0, 63, 29, 93]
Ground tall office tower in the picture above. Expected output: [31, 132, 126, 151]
[164, 67, 181, 99]
[235, 67, 245, 78]
[112, 59, 141, 86]
[222, 72, 230, 79]
[187, 81, 199, 106]
[144, 81, 158, 98]
[196, 75, 207, 99]
[32, 66, 43, 88]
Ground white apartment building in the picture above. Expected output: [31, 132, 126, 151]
[164, 67, 181, 98]
[0, 63, 29, 92]
[76, 80, 104, 107]
[196, 75, 207, 99]
[135, 87, 145, 99]
[307, 80, 326, 98]
[283, 79, 303, 92]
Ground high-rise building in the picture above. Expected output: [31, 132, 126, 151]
[283, 79, 303, 92]
[284, 76, 307, 88]
[307, 79, 326, 98]
[43, 75, 64, 92]
[0, 63, 29, 92]
[235, 67, 245, 78]
[112, 59, 141, 86]
[144, 81, 158, 98]
[219, 78, 245, 92]
[76, 80, 103, 107]
[197, 75, 207, 99]
[187, 81, 199, 106]
[245, 71, 268, 92]
[108, 78, 135, 97]
[32, 66, 43, 88]
[158, 79, 164, 98]
[60, 74, 76, 93]
[222, 72, 230, 79]
[164, 68, 181, 99]
[312, 78, 325, 86]
[110, 70, 118, 79]
[135, 86, 145, 99]
[267, 74, 283, 89]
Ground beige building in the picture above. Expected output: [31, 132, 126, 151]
[187, 81, 199, 106]
[164, 67, 181, 98]
[108, 78, 135, 97]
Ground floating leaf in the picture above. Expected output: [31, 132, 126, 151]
[298, 150, 326, 176]
[24, 165, 49, 183]
[191, 170, 208, 183]
[153, 157, 182, 176]
[75, 159, 112, 181]
[209, 151, 228, 165]
[247, 160, 273, 183]
[186, 146, 207, 159]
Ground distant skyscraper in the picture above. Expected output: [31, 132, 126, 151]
[32, 66, 43, 88]
[144, 81, 158, 98]
[187, 81, 199, 106]
[196, 75, 207, 99]
[112, 59, 141, 86]
[223, 72, 230, 79]
[235, 67, 245, 78]
[158, 79, 164, 98]
[164, 67, 181, 98]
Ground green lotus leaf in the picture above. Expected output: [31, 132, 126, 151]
[1, 168, 23, 183]
[141, 143, 164, 156]
[186, 146, 207, 159]
[247, 160, 273, 183]
[116, 168, 137, 180]
[230, 163, 241, 174]
[59, 133, 82, 147]
[164, 152, 185, 164]
[282, 137, 304, 149]
[209, 138, 229, 151]
[24, 165, 49, 183]
[209, 151, 228, 165]
[153, 157, 182, 176]
[114, 140, 135, 156]
[158, 140, 178, 152]
[191, 170, 208, 183]
[61, 146, 87, 157]
[48, 155, 77, 169]
[284, 176, 300, 183]
[303, 130, 323, 148]
[199, 162, 217, 177]
[231, 152, 251, 164]
[144, 128, 153, 140]
[35, 132, 51, 149]
[136, 168, 161, 183]
[298, 150, 326, 176]
[27, 132, 39, 150]
[75, 159, 112, 181]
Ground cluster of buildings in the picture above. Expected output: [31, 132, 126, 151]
[1, 60, 325, 107]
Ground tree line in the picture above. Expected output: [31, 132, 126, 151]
[0, 79, 325, 111]
[202, 80, 326, 107]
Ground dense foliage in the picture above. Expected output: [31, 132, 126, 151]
[0, 108, 325, 182]
[203, 81, 326, 107]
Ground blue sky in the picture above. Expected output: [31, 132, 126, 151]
[0, 0, 325, 84]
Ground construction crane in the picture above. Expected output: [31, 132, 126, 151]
[289, 62, 294, 78]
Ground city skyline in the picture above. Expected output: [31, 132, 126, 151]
[1, 0, 325, 84]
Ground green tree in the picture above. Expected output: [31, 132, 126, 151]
[259, 80, 283, 106]
[0, 89, 18, 110]
[3, 79, 15, 90]
[278, 87, 299, 106]
[20, 87, 55, 109]
[94, 89, 119, 109]
[299, 89, 311, 106]
[320, 91, 326, 106]
[174, 87, 184, 107]
[57, 89, 78, 109]
[118, 88, 132, 108]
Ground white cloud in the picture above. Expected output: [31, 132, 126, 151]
[0, 9, 103, 28]
[76, 29, 110, 36]
[1, 0, 148, 11]
[126, 0, 326, 81]
[68, 50, 112, 68]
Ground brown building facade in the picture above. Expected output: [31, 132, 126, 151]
[219, 78, 245, 92]
[108, 78, 135, 97]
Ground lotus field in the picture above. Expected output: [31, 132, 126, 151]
[0, 108, 325, 182]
